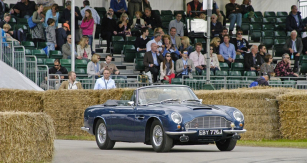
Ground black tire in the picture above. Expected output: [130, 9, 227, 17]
[150, 120, 173, 152]
[215, 138, 237, 151]
[95, 119, 115, 150]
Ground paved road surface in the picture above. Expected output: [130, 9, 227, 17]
[53, 140, 307, 163]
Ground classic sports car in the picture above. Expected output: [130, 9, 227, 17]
[81, 85, 246, 152]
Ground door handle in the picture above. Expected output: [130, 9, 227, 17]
[109, 111, 115, 114]
[136, 115, 144, 120]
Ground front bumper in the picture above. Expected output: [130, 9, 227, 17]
[165, 130, 197, 135]
[223, 129, 247, 134]
[81, 127, 90, 131]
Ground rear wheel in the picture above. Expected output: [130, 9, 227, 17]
[95, 119, 115, 150]
[150, 120, 173, 152]
[215, 138, 237, 151]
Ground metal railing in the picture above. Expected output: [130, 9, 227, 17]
[25, 55, 38, 84]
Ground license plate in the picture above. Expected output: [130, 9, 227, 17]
[199, 129, 222, 136]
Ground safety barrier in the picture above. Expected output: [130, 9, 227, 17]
[25, 55, 37, 84]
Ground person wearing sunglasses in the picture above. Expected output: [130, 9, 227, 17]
[47, 59, 68, 80]
[62, 34, 77, 59]
[274, 53, 298, 78]
[160, 53, 175, 84]
[210, 14, 223, 38]
[231, 29, 249, 56]
[204, 45, 220, 74]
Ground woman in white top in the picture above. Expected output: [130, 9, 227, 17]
[160, 53, 175, 83]
[130, 11, 145, 29]
[77, 36, 92, 60]
[204, 45, 220, 74]
[87, 54, 103, 79]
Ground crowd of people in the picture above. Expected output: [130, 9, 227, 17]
[1, 0, 307, 89]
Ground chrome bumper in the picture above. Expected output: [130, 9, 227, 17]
[165, 130, 197, 135]
[223, 129, 247, 134]
[81, 127, 90, 131]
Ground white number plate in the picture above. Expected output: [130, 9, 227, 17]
[199, 129, 222, 136]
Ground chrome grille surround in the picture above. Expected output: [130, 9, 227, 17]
[185, 116, 232, 129]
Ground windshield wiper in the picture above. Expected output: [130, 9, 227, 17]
[160, 99, 181, 104]
[182, 99, 201, 103]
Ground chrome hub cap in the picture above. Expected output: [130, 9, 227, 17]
[153, 125, 163, 146]
[97, 123, 107, 144]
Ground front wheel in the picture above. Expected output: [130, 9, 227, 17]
[95, 119, 115, 150]
[215, 138, 237, 151]
[150, 120, 173, 152]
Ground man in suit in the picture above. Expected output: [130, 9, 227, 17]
[169, 27, 181, 49]
[283, 30, 303, 72]
[244, 45, 258, 71]
[176, 50, 194, 79]
[143, 42, 164, 83]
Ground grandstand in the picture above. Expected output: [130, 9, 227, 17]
[1, 0, 307, 90]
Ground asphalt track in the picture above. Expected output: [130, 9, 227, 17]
[53, 140, 307, 163]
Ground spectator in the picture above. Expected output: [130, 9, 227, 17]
[283, 30, 303, 72]
[189, 43, 205, 75]
[199, 13, 206, 20]
[87, 54, 103, 79]
[6, 25, 24, 43]
[80, 9, 95, 53]
[31, 4, 45, 46]
[10, 0, 36, 19]
[94, 68, 116, 90]
[231, 29, 249, 55]
[169, 13, 184, 37]
[1, 24, 12, 48]
[100, 55, 120, 75]
[241, 0, 254, 18]
[162, 35, 180, 60]
[110, 0, 128, 18]
[62, 34, 77, 59]
[0, 0, 9, 20]
[56, 23, 69, 51]
[179, 36, 193, 56]
[219, 35, 236, 67]
[176, 50, 194, 79]
[256, 45, 267, 66]
[210, 14, 223, 38]
[128, 0, 142, 19]
[210, 37, 221, 54]
[142, 0, 151, 12]
[260, 54, 274, 76]
[135, 27, 150, 52]
[46, 18, 57, 54]
[204, 45, 220, 74]
[142, 7, 162, 29]
[44, 4, 59, 28]
[226, 0, 242, 36]
[0, 13, 10, 28]
[81, 0, 100, 51]
[286, 5, 306, 34]
[59, 71, 83, 90]
[60, 1, 82, 43]
[130, 11, 145, 29]
[274, 53, 299, 77]
[48, 59, 68, 79]
[187, 0, 204, 18]
[219, 27, 228, 43]
[143, 42, 164, 83]
[249, 75, 269, 87]
[152, 27, 164, 39]
[100, 8, 117, 53]
[146, 32, 162, 52]
[117, 13, 131, 39]
[212, 1, 224, 25]
[244, 45, 258, 71]
[169, 27, 181, 49]
[77, 36, 92, 60]
[303, 36, 307, 55]
[160, 53, 175, 84]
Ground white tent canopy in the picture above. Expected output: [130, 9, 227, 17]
[0, 61, 44, 91]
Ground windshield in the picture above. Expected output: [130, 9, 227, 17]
[137, 86, 198, 105]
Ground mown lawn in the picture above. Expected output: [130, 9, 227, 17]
[57, 136, 307, 148]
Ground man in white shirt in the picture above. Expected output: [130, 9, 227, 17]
[189, 43, 205, 75]
[94, 68, 116, 90]
[146, 32, 162, 52]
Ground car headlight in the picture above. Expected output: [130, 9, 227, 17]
[233, 110, 244, 122]
[171, 112, 182, 124]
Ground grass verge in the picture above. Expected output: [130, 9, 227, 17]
[57, 136, 307, 149]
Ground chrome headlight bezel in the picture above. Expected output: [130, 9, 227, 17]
[171, 112, 182, 124]
[233, 110, 244, 122]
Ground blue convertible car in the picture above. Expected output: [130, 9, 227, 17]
[81, 85, 246, 152]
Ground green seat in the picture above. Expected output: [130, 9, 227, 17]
[273, 44, 284, 57]
[25, 49, 32, 55]
[124, 52, 135, 62]
[32, 49, 47, 58]
[14, 24, 28, 32]
[231, 63, 244, 75]
[262, 24, 275, 31]
[136, 52, 145, 59]
[75, 68, 87, 74]
[262, 17, 275, 24]
[75, 59, 88, 68]
[215, 71, 228, 76]
[300, 63, 307, 74]
[152, 10, 160, 16]
[37, 42, 47, 49]
[229, 71, 242, 76]
[36, 58, 45, 65]
[171, 78, 182, 84]
[66, 67, 71, 72]
[274, 31, 287, 39]
[275, 17, 286, 24]
[135, 59, 145, 72]
[262, 38, 274, 49]
[254, 11, 263, 18]
[60, 59, 71, 67]
[241, 23, 250, 35]
[249, 24, 262, 42]
[219, 62, 229, 71]
[161, 10, 173, 15]
[45, 59, 56, 68]
[112, 36, 125, 54]
[198, 83, 215, 90]
[264, 11, 276, 18]
[22, 41, 36, 50]
[275, 24, 286, 31]
[49, 50, 63, 59]
[244, 71, 256, 76]
[162, 22, 169, 29]
[250, 18, 262, 24]
[125, 36, 136, 45]
[276, 11, 288, 17]
[9, 17, 17, 24]
[123, 45, 135, 54]
[274, 38, 286, 45]
[235, 55, 244, 63]
[242, 18, 250, 23]
[201, 70, 214, 76]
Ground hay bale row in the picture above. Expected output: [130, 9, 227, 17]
[0, 112, 55, 163]
[277, 91, 307, 140]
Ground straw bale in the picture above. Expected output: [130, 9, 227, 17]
[0, 89, 43, 112]
[0, 112, 55, 163]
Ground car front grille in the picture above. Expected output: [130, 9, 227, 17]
[185, 116, 232, 129]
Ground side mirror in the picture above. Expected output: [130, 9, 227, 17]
[199, 99, 203, 104]
[128, 101, 134, 106]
